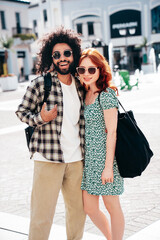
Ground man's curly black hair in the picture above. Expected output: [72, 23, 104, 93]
[37, 26, 81, 75]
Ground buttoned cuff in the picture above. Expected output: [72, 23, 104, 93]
[34, 113, 47, 126]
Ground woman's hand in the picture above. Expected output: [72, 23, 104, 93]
[40, 103, 57, 122]
[101, 167, 113, 185]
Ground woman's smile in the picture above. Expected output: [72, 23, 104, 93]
[83, 77, 92, 82]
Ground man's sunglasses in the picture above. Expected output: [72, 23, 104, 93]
[76, 66, 99, 75]
[52, 50, 72, 60]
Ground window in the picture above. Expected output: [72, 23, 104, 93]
[33, 19, 37, 28]
[15, 12, 21, 34]
[77, 23, 82, 34]
[0, 11, 6, 29]
[43, 9, 48, 22]
[151, 5, 160, 33]
[88, 22, 94, 35]
[33, 19, 38, 37]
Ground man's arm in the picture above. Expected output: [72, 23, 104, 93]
[15, 78, 46, 127]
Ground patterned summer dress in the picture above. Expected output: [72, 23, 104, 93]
[81, 88, 124, 195]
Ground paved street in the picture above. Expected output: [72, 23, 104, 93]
[0, 73, 160, 239]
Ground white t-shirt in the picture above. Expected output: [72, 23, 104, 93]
[33, 77, 82, 163]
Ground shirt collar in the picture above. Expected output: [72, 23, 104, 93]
[50, 71, 58, 77]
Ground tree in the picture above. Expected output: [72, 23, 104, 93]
[135, 37, 151, 64]
[0, 36, 14, 75]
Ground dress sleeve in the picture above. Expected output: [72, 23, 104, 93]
[99, 88, 119, 110]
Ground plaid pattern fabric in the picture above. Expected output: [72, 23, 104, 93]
[15, 71, 85, 162]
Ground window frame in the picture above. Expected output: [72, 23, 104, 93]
[43, 9, 48, 22]
[0, 11, 6, 30]
[87, 21, 94, 36]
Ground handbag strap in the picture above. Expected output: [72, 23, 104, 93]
[98, 89, 128, 114]
[117, 99, 126, 113]
[98, 90, 138, 128]
[97, 90, 126, 109]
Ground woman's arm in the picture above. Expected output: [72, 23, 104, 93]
[101, 107, 118, 184]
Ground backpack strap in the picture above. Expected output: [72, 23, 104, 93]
[43, 72, 52, 103]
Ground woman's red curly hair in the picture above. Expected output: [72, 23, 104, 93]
[79, 48, 118, 94]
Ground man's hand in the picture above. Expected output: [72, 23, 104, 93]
[40, 102, 57, 122]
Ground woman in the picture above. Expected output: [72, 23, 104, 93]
[76, 48, 125, 240]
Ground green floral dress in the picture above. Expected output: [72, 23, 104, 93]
[81, 88, 124, 195]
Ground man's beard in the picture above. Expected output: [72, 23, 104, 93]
[53, 60, 75, 75]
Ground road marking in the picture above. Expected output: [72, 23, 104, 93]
[0, 212, 105, 240]
[0, 124, 26, 135]
[0, 99, 21, 111]
[126, 220, 160, 240]
[118, 96, 160, 106]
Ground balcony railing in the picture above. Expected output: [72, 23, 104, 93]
[12, 27, 33, 35]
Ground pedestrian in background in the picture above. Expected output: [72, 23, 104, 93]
[77, 48, 125, 240]
[16, 27, 86, 240]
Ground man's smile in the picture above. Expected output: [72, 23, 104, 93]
[58, 61, 70, 68]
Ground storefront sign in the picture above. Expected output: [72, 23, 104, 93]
[110, 10, 141, 38]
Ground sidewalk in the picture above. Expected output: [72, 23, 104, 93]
[0, 212, 105, 240]
[0, 212, 160, 240]
[0, 73, 160, 239]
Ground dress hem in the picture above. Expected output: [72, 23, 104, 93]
[81, 187, 124, 196]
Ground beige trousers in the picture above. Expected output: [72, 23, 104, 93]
[28, 160, 86, 240]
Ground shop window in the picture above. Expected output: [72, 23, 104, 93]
[153, 43, 160, 67]
[0, 11, 6, 30]
[77, 23, 82, 34]
[151, 5, 160, 33]
[88, 22, 94, 35]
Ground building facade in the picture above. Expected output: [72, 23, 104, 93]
[60, 0, 160, 72]
[28, 0, 160, 73]
[1, 0, 159, 75]
[28, 0, 62, 39]
[0, 0, 33, 80]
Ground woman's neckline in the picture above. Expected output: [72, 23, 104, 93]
[85, 94, 99, 106]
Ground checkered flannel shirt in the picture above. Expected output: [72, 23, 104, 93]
[15, 71, 85, 162]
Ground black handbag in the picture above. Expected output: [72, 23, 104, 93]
[25, 126, 35, 149]
[25, 73, 52, 149]
[115, 101, 154, 178]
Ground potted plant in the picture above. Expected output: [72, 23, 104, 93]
[0, 73, 18, 91]
[0, 36, 18, 91]
[135, 37, 154, 74]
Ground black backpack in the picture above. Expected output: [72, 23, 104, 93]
[25, 73, 52, 149]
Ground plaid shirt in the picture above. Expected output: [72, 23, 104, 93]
[16, 71, 85, 162]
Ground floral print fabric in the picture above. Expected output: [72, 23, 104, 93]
[81, 88, 124, 195]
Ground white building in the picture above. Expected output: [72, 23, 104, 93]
[28, 0, 62, 39]
[1, 0, 159, 75]
[28, 0, 160, 73]
[0, 0, 33, 80]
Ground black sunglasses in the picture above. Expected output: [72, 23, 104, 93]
[76, 66, 99, 75]
[52, 50, 73, 60]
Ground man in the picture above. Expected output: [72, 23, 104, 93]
[16, 27, 86, 240]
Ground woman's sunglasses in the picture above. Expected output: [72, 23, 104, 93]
[76, 67, 99, 75]
[52, 50, 72, 60]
